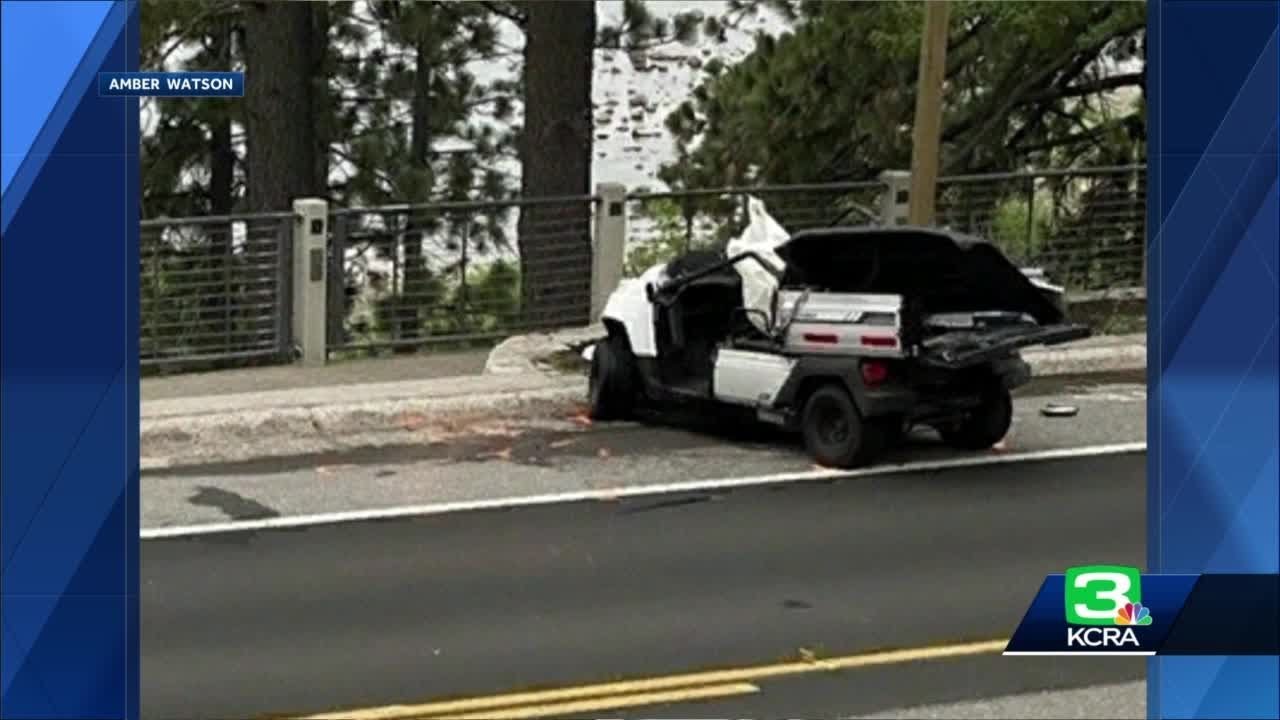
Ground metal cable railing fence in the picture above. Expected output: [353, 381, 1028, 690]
[140, 212, 292, 369]
[936, 165, 1146, 292]
[327, 194, 598, 356]
[624, 181, 886, 276]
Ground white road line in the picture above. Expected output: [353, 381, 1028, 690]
[140, 441, 1145, 540]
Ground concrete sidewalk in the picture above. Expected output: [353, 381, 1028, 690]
[141, 333, 1145, 468]
[143, 348, 491, 401]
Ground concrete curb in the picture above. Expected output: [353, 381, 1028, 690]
[1025, 340, 1146, 376]
[142, 334, 1143, 469]
[484, 324, 607, 375]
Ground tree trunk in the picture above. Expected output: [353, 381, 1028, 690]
[517, 0, 595, 329]
[243, 1, 320, 361]
[242, 2, 319, 212]
[311, 1, 331, 197]
[396, 26, 436, 353]
[206, 14, 237, 352]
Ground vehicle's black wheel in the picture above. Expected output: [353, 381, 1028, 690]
[801, 384, 882, 468]
[587, 334, 637, 421]
[938, 384, 1013, 450]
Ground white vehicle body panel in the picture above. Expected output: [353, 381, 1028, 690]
[776, 290, 902, 324]
[600, 262, 665, 358]
[712, 349, 797, 406]
[777, 291, 906, 358]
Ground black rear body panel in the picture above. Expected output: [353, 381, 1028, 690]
[775, 226, 1067, 326]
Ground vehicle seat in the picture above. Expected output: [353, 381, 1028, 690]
[659, 277, 743, 372]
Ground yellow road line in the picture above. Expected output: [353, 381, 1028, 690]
[441, 682, 760, 720]
[298, 638, 1007, 720]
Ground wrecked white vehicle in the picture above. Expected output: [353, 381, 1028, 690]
[586, 199, 1089, 468]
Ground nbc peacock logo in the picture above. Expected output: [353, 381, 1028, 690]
[1114, 601, 1153, 626]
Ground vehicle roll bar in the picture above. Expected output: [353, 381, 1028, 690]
[646, 250, 783, 305]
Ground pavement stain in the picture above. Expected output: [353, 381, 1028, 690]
[427, 419, 735, 467]
[188, 486, 280, 521]
[147, 423, 652, 477]
[617, 494, 715, 515]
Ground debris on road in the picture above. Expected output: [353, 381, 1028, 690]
[1041, 403, 1080, 418]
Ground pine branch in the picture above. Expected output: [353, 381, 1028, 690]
[1012, 122, 1115, 155]
[482, 1, 526, 27]
[148, 0, 238, 70]
[946, 15, 1143, 172]
[1030, 71, 1144, 103]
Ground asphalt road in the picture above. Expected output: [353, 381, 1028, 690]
[140, 375, 1145, 531]
[142, 446, 1145, 719]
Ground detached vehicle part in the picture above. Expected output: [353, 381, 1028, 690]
[590, 198, 1090, 468]
[1041, 403, 1080, 418]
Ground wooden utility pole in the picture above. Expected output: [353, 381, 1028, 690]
[908, 0, 951, 225]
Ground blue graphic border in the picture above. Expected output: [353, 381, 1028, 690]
[1147, 1, 1280, 719]
[0, 2, 140, 718]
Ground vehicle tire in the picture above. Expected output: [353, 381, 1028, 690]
[938, 383, 1013, 450]
[588, 334, 637, 421]
[801, 384, 882, 468]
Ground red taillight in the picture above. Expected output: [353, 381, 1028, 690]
[861, 360, 889, 386]
[802, 332, 839, 344]
[860, 335, 898, 348]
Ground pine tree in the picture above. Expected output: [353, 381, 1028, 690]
[516, 0, 596, 328]
[663, 1, 1145, 189]
[140, 0, 250, 358]
[511, 0, 708, 327]
[242, 2, 324, 212]
[336, 1, 510, 348]
[140, 0, 242, 218]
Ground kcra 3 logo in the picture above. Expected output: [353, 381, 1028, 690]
[1063, 565, 1153, 649]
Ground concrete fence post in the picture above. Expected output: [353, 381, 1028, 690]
[878, 170, 912, 226]
[591, 182, 627, 321]
[292, 198, 329, 367]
